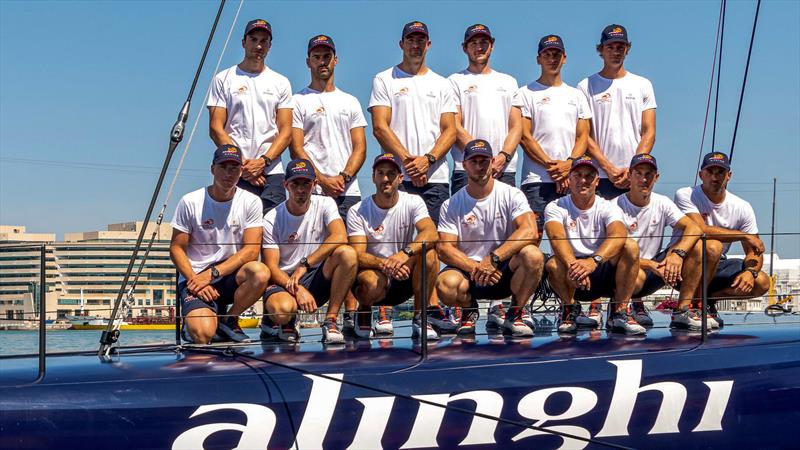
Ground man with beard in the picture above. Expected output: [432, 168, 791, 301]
[208, 19, 293, 213]
[436, 139, 543, 337]
[578, 24, 656, 200]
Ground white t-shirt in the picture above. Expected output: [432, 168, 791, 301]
[171, 187, 263, 276]
[368, 66, 457, 184]
[672, 186, 758, 256]
[438, 182, 532, 261]
[207, 65, 293, 175]
[262, 196, 341, 273]
[514, 82, 592, 185]
[616, 193, 685, 259]
[292, 87, 368, 197]
[447, 69, 519, 172]
[544, 195, 625, 257]
[347, 192, 430, 258]
[577, 72, 656, 178]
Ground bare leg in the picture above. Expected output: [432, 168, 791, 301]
[611, 238, 640, 313]
[545, 257, 576, 306]
[509, 245, 544, 308]
[354, 270, 388, 308]
[695, 239, 723, 306]
[322, 245, 358, 321]
[435, 270, 472, 308]
[411, 248, 439, 312]
[229, 261, 270, 317]
[265, 292, 298, 325]
[677, 241, 704, 309]
[185, 308, 217, 344]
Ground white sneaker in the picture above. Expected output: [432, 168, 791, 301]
[321, 319, 345, 344]
[576, 302, 602, 328]
[503, 307, 533, 337]
[558, 305, 578, 334]
[520, 307, 535, 330]
[372, 306, 394, 336]
[608, 312, 647, 335]
[670, 308, 702, 330]
[353, 310, 373, 339]
[412, 316, 439, 340]
[486, 303, 506, 330]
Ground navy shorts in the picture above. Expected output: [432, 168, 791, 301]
[238, 174, 286, 214]
[179, 272, 239, 316]
[451, 171, 515, 195]
[441, 260, 514, 301]
[596, 178, 628, 200]
[335, 195, 360, 221]
[400, 182, 449, 226]
[521, 182, 564, 231]
[574, 260, 617, 302]
[633, 249, 676, 298]
[367, 276, 415, 306]
[263, 265, 331, 307]
[709, 258, 746, 294]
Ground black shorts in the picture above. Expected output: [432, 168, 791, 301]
[521, 182, 564, 231]
[451, 170, 515, 195]
[633, 249, 676, 298]
[237, 174, 286, 214]
[574, 260, 617, 302]
[335, 195, 360, 221]
[709, 258, 746, 294]
[441, 260, 514, 301]
[263, 265, 331, 307]
[377, 277, 415, 306]
[596, 178, 628, 200]
[179, 272, 238, 316]
[400, 182, 449, 226]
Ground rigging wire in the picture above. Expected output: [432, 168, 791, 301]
[710, 0, 727, 153]
[695, 0, 726, 185]
[728, 0, 762, 164]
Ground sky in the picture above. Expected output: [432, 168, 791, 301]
[1, 0, 799, 257]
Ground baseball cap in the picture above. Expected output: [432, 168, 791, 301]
[600, 24, 629, 45]
[629, 153, 658, 170]
[244, 19, 272, 39]
[402, 21, 429, 39]
[307, 34, 335, 55]
[285, 159, 316, 181]
[701, 152, 731, 171]
[538, 34, 565, 54]
[463, 139, 493, 161]
[372, 153, 402, 171]
[212, 144, 243, 165]
[570, 155, 599, 173]
[463, 24, 493, 43]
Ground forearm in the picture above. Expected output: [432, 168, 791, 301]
[170, 246, 196, 280]
[306, 235, 346, 267]
[744, 252, 763, 272]
[428, 126, 457, 161]
[493, 225, 535, 261]
[214, 244, 259, 277]
[595, 234, 625, 260]
[373, 126, 412, 160]
[570, 120, 589, 159]
[586, 137, 615, 172]
[264, 130, 292, 161]
[437, 242, 475, 272]
[357, 252, 386, 270]
[267, 265, 291, 288]
[635, 132, 655, 154]
[520, 133, 552, 166]
[701, 225, 754, 243]
[342, 145, 366, 178]
[408, 228, 438, 255]
[210, 126, 235, 147]
[454, 122, 474, 151]
[551, 239, 578, 265]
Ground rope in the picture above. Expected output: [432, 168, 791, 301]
[711, 0, 726, 153]
[728, 0, 762, 164]
[695, 0, 726, 185]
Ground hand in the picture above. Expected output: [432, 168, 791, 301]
[187, 269, 213, 294]
[410, 174, 428, 188]
[286, 265, 308, 296]
[470, 256, 501, 287]
[242, 158, 266, 180]
[731, 271, 756, 295]
[567, 258, 597, 286]
[318, 174, 345, 198]
[656, 253, 684, 287]
[745, 235, 765, 255]
[612, 168, 630, 189]
[491, 155, 508, 178]
[382, 252, 411, 280]
[404, 155, 430, 179]
[294, 286, 317, 313]
[547, 159, 572, 182]
[196, 285, 220, 302]
[556, 178, 570, 194]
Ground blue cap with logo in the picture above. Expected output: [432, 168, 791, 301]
[402, 21, 429, 39]
[372, 152, 402, 170]
[308, 34, 335, 54]
[212, 144, 243, 165]
[463, 24, 493, 43]
[701, 152, 731, 171]
[600, 24, 629, 45]
[463, 139, 493, 160]
[538, 34, 565, 54]
[630, 153, 658, 170]
[285, 159, 316, 181]
[244, 19, 272, 38]
[570, 155, 599, 172]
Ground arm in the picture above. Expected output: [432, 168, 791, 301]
[491, 107, 523, 178]
[453, 106, 475, 150]
[545, 221, 578, 265]
[437, 231, 476, 273]
[342, 126, 367, 180]
[742, 237, 765, 272]
[349, 235, 386, 270]
[492, 212, 537, 261]
[547, 118, 590, 183]
[404, 112, 457, 183]
[519, 117, 552, 167]
[593, 220, 627, 261]
[263, 108, 293, 163]
[262, 248, 290, 288]
[684, 212, 763, 249]
[635, 109, 656, 154]
[306, 218, 348, 268]
[371, 106, 412, 160]
[382, 217, 438, 280]
[208, 107, 235, 146]
[290, 127, 343, 197]
[170, 230, 196, 282]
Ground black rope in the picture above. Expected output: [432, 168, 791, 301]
[695, 0, 726, 185]
[729, 0, 762, 163]
[711, 0, 726, 152]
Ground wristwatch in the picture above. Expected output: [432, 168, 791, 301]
[591, 254, 604, 265]
[490, 251, 501, 268]
[425, 153, 436, 165]
[339, 171, 353, 184]
[499, 152, 512, 163]
[260, 154, 272, 167]
[567, 156, 578, 161]
[671, 249, 688, 259]
[210, 265, 221, 281]
[299, 257, 310, 270]
[402, 246, 414, 257]
[747, 269, 759, 279]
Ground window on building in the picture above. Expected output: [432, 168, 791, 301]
[6, 310, 13, 320]
[15, 310, 25, 320]
[57, 309, 70, 319]
[153, 290, 163, 306]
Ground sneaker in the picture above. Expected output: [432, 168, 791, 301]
[412, 315, 439, 340]
[448, 307, 462, 329]
[427, 306, 458, 334]
[217, 316, 251, 343]
[576, 302, 602, 329]
[558, 304, 578, 334]
[342, 311, 356, 337]
[181, 324, 194, 343]
[486, 303, 506, 331]
[353, 310, 373, 339]
[260, 315, 278, 341]
[631, 301, 654, 327]
[708, 303, 723, 328]
[321, 318, 345, 344]
[607, 310, 647, 335]
[670, 307, 702, 330]
[520, 307, 536, 330]
[503, 306, 534, 337]
[457, 309, 479, 335]
[372, 306, 394, 336]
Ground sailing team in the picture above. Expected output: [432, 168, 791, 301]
[169, 19, 770, 344]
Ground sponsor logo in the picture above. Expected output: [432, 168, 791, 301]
[546, 35, 559, 42]
[625, 94, 637, 101]
[598, 93, 612, 103]
[373, 224, 385, 234]
[294, 162, 307, 169]
[709, 153, 726, 161]
[537, 96, 551, 106]
[629, 221, 638, 232]
[568, 220, 577, 231]
[612, 26, 623, 33]
[315, 106, 326, 115]
[464, 85, 478, 94]
[472, 141, 486, 148]
[464, 214, 478, 225]
[426, 91, 437, 98]
[201, 219, 214, 229]
[394, 87, 409, 97]
[316, 35, 328, 41]
[288, 232, 299, 243]
[235, 85, 248, 95]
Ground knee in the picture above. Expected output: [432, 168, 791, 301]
[266, 296, 296, 325]
[634, 269, 647, 291]
[754, 272, 770, 295]
[518, 245, 544, 269]
[436, 272, 465, 296]
[623, 238, 639, 258]
[332, 245, 358, 267]
[705, 239, 724, 261]
[545, 256, 561, 276]
[242, 261, 270, 289]
[355, 271, 383, 304]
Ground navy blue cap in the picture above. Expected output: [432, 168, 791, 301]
[244, 19, 272, 38]
[213, 144, 243, 165]
[402, 21, 429, 39]
[630, 153, 658, 170]
[464, 139, 493, 161]
[307, 34, 335, 54]
[600, 24, 628, 45]
[538, 34, 565, 54]
[372, 152, 402, 170]
[463, 24, 493, 43]
[701, 152, 731, 171]
[570, 155, 599, 172]
[285, 159, 316, 181]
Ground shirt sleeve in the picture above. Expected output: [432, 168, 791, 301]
[244, 195, 264, 229]
[368, 74, 391, 109]
[544, 201, 562, 224]
[673, 187, 700, 215]
[510, 188, 533, 221]
[662, 197, 685, 228]
[350, 97, 368, 129]
[291, 96, 304, 129]
[322, 197, 342, 226]
[448, 76, 462, 107]
[207, 72, 227, 109]
[346, 205, 366, 237]
[410, 195, 431, 225]
[738, 202, 759, 234]
[513, 87, 530, 118]
[262, 211, 278, 249]
[577, 89, 593, 120]
[170, 196, 192, 233]
[641, 78, 657, 110]
[277, 77, 293, 109]
[603, 202, 625, 227]
[436, 199, 458, 235]
[440, 80, 458, 114]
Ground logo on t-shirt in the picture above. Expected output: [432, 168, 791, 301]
[625, 94, 637, 101]
[234, 85, 248, 95]
[537, 96, 551, 106]
[395, 87, 410, 97]
[288, 232, 299, 243]
[464, 214, 478, 226]
[202, 219, 214, 229]
[426, 91, 437, 98]
[568, 220, 577, 231]
[314, 106, 326, 115]
[373, 224, 385, 234]
[629, 221, 638, 232]
[597, 93, 612, 104]
[464, 85, 478, 94]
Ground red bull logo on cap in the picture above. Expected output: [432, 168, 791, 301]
[547, 36, 558, 42]
[612, 27, 623, 33]
[473, 141, 486, 148]
[709, 153, 726, 160]
[382, 153, 393, 158]
[294, 162, 307, 169]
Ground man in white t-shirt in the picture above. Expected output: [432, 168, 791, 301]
[673, 152, 770, 327]
[448, 24, 521, 194]
[170, 145, 270, 344]
[347, 154, 444, 340]
[436, 139, 543, 337]
[544, 156, 645, 335]
[516, 34, 592, 233]
[617, 154, 707, 330]
[208, 19, 293, 213]
[291, 35, 367, 219]
[369, 21, 457, 225]
[578, 24, 656, 200]
[261, 159, 358, 344]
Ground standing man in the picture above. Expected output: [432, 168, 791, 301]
[347, 154, 443, 340]
[436, 139, 544, 337]
[578, 24, 656, 200]
[544, 156, 645, 335]
[673, 152, 770, 327]
[516, 34, 592, 232]
[369, 21, 457, 224]
[261, 159, 358, 344]
[170, 145, 270, 344]
[448, 23, 521, 194]
[208, 19, 293, 213]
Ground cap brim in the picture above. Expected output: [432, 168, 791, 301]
[373, 159, 401, 170]
[701, 163, 730, 171]
[308, 43, 335, 54]
[214, 157, 242, 165]
[464, 153, 493, 161]
[630, 161, 657, 170]
[601, 38, 628, 45]
[246, 26, 272, 37]
[286, 174, 315, 182]
[464, 31, 493, 42]
[538, 46, 565, 54]
[570, 162, 598, 172]
[403, 31, 429, 38]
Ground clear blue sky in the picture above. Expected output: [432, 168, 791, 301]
[1, 0, 798, 256]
